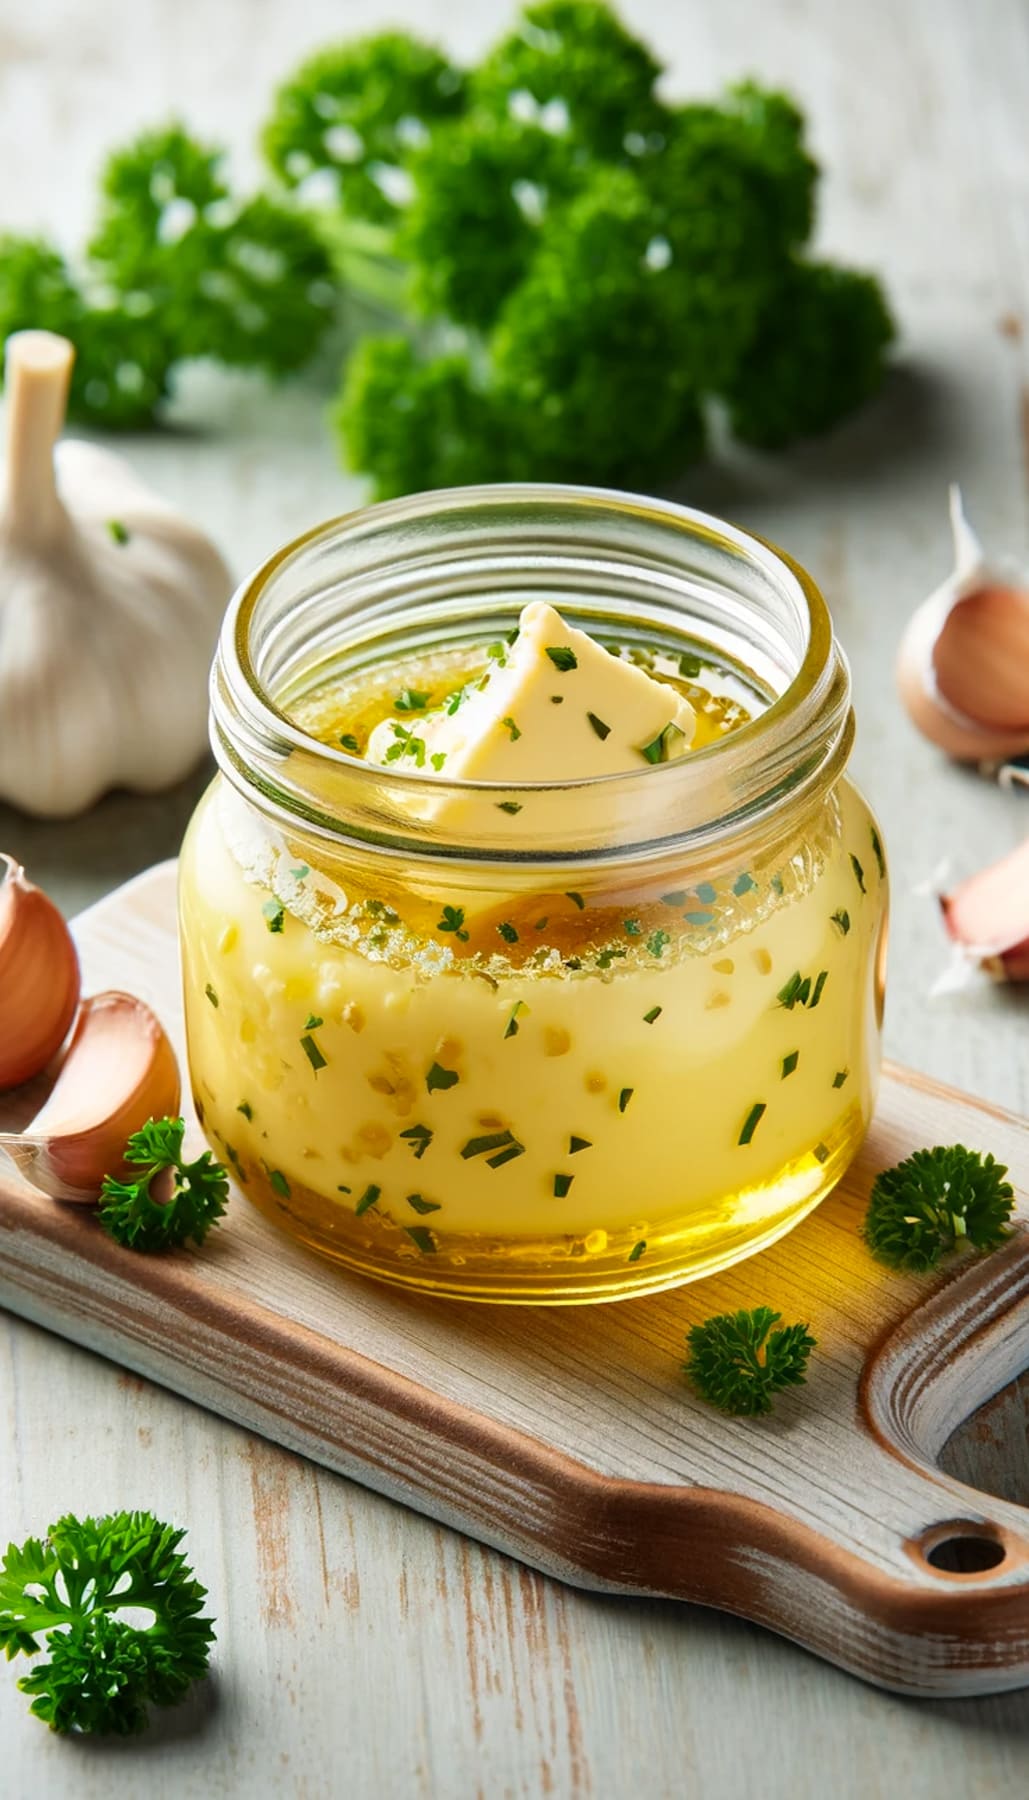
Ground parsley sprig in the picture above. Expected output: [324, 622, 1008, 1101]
[98, 1118, 228, 1253]
[684, 1307, 816, 1417]
[863, 1146, 1015, 1272]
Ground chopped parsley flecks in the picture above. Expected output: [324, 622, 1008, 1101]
[661, 890, 687, 907]
[569, 1135, 592, 1154]
[426, 1061, 459, 1093]
[781, 1051, 799, 1079]
[550, 694, 565, 704]
[237, 1100, 253, 1120]
[337, 1184, 352, 1194]
[400, 1123, 433, 1159]
[305, 1014, 323, 1030]
[624, 918, 642, 936]
[618, 1088, 634, 1114]
[535, 916, 549, 931]
[291, 865, 310, 881]
[685, 911, 715, 927]
[395, 688, 429, 712]
[204, 982, 219, 1008]
[738, 1102, 766, 1146]
[777, 971, 811, 1010]
[438, 904, 469, 941]
[646, 929, 671, 958]
[553, 1173, 574, 1198]
[870, 826, 886, 879]
[445, 688, 467, 715]
[461, 1130, 525, 1168]
[587, 711, 612, 742]
[407, 1193, 441, 1215]
[808, 970, 829, 1010]
[596, 946, 627, 969]
[497, 801, 523, 814]
[487, 641, 509, 666]
[832, 1069, 850, 1089]
[339, 733, 360, 752]
[504, 1000, 527, 1039]
[107, 518, 130, 545]
[501, 715, 522, 742]
[565, 891, 585, 910]
[385, 722, 427, 767]
[262, 901, 285, 934]
[831, 909, 851, 937]
[355, 1184, 381, 1216]
[733, 872, 757, 896]
[628, 1239, 647, 1263]
[678, 652, 702, 678]
[643, 1006, 663, 1024]
[268, 1169, 291, 1198]
[850, 853, 866, 894]
[545, 645, 578, 671]
[770, 875, 785, 897]
[430, 752, 447, 772]
[639, 721, 683, 764]
[696, 883, 717, 905]
[300, 1033, 327, 1073]
[406, 1226, 437, 1254]
[497, 920, 519, 944]
[814, 1142, 830, 1165]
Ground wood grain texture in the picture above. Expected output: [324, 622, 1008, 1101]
[2, 0, 1029, 1792]
[3, 862, 1029, 1702]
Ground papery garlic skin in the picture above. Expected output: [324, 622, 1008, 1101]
[0, 330, 232, 817]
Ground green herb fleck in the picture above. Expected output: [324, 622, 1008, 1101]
[300, 1033, 327, 1073]
[684, 1306, 816, 1417]
[661, 890, 687, 907]
[550, 694, 564, 704]
[586, 711, 612, 742]
[438, 904, 469, 942]
[269, 1169, 291, 1198]
[850, 853, 866, 894]
[501, 715, 522, 742]
[832, 1069, 849, 1089]
[596, 946, 627, 969]
[339, 733, 360, 752]
[553, 1173, 574, 1198]
[628, 1239, 647, 1263]
[461, 1130, 525, 1168]
[399, 1124, 433, 1160]
[565, 891, 585, 909]
[777, 971, 811, 1010]
[870, 826, 886, 879]
[624, 918, 642, 936]
[678, 653, 702, 678]
[863, 1145, 1014, 1271]
[808, 970, 828, 1009]
[813, 1142, 830, 1164]
[487, 641, 508, 665]
[107, 518, 130, 545]
[406, 1225, 437, 1254]
[445, 688, 467, 715]
[407, 1194, 441, 1215]
[395, 688, 429, 712]
[426, 1061, 459, 1093]
[337, 1184, 352, 1194]
[781, 1051, 799, 1079]
[643, 1006, 663, 1024]
[545, 646, 578, 671]
[262, 901, 285, 934]
[497, 920, 519, 944]
[831, 909, 851, 936]
[497, 801, 523, 815]
[684, 911, 715, 927]
[696, 883, 717, 904]
[430, 752, 447, 772]
[770, 875, 785, 897]
[204, 983, 219, 1008]
[304, 1014, 323, 1030]
[291, 865, 310, 881]
[738, 1102, 766, 1146]
[535, 917, 549, 931]
[237, 1100, 253, 1120]
[504, 1000, 527, 1039]
[646, 929, 670, 958]
[733, 873, 757, 896]
[355, 1184, 381, 1216]
[570, 1135, 592, 1155]
[618, 1088, 634, 1114]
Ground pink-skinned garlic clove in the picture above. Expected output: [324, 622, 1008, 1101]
[0, 990, 181, 1200]
[896, 487, 1029, 763]
[0, 851, 81, 1089]
[941, 837, 1029, 982]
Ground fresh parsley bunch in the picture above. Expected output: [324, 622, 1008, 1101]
[98, 1116, 228, 1253]
[0, 1512, 214, 1735]
[863, 1145, 1015, 1272]
[684, 1306, 816, 1417]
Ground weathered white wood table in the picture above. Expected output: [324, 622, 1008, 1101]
[2, 0, 1028, 1792]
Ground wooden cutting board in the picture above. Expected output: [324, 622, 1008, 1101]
[2, 861, 1028, 1699]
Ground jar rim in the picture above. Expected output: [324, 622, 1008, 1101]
[212, 483, 852, 866]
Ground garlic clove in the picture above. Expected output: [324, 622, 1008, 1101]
[0, 989, 181, 1200]
[0, 330, 233, 819]
[0, 852, 81, 1089]
[896, 487, 1029, 762]
[940, 837, 1029, 982]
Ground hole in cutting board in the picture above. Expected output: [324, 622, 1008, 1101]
[923, 1531, 1007, 1574]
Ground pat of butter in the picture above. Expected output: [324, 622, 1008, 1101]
[367, 601, 695, 782]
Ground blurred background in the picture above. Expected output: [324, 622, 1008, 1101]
[0, 0, 1026, 1110]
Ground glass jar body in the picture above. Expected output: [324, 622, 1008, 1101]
[179, 768, 886, 1303]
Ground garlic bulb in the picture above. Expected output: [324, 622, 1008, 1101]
[0, 990, 181, 1200]
[896, 487, 1029, 763]
[0, 851, 81, 1088]
[0, 329, 232, 817]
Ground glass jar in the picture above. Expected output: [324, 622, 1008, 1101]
[179, 485, 887, 1304]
